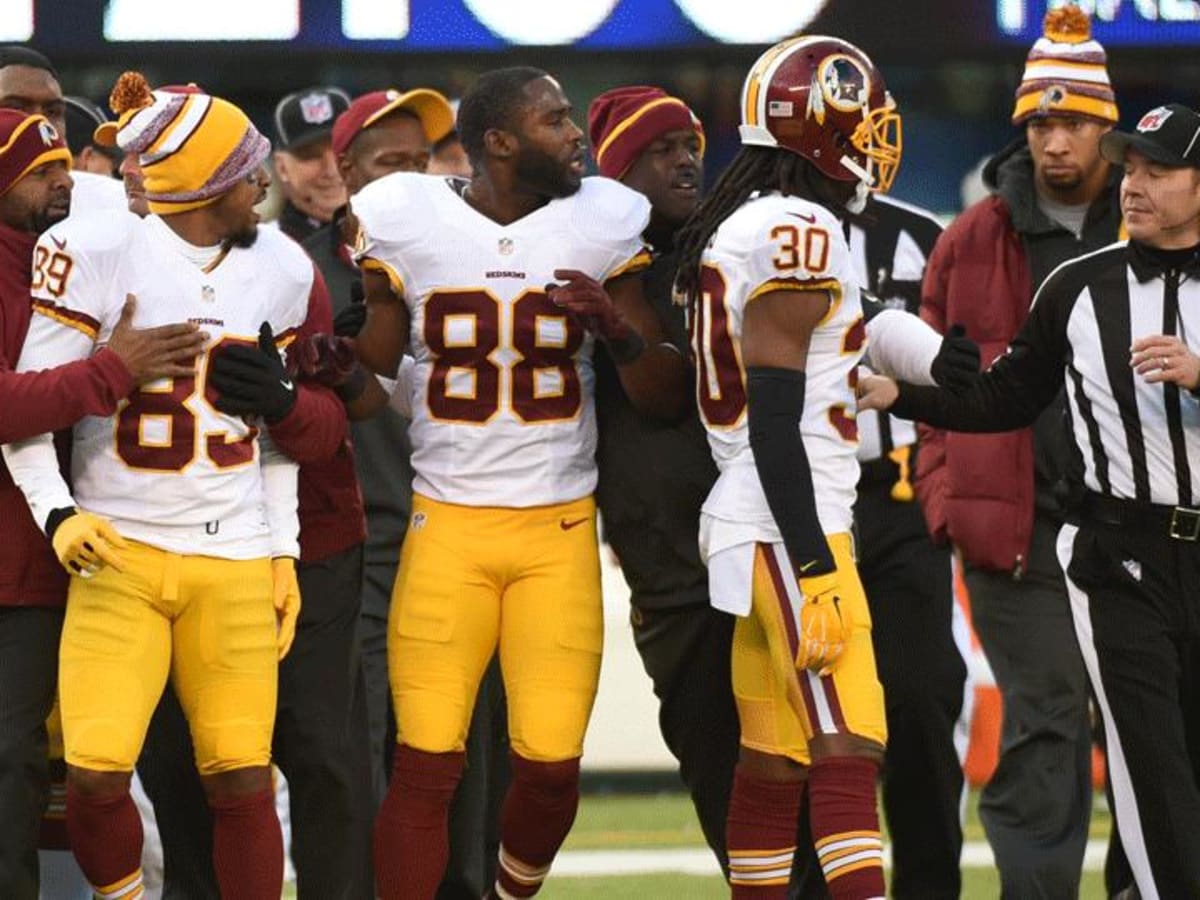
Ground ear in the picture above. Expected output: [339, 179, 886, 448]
[483, 127, 517, 162]
[336, 153, 354, 186]
[272, 150, 290, 183]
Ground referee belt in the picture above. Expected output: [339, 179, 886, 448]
[1080, 491, 1200, 542]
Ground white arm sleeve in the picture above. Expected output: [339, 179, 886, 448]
[2, 435, 74, 532]
[863, 308, 941, 387]
[259, 430, 300, 559]
[385, 355, 416, 419]
[2, 310, 100, 531]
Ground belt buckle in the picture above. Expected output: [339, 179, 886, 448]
[1169, 507, 1200, 541]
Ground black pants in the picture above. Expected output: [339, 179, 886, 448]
[1059, 510, 1200, 898]
[139, 544, 375, 900]
[858, 479, 966, 899]
[0, 606, 62, 900]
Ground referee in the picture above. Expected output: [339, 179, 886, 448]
[861, 102, 1200, 898]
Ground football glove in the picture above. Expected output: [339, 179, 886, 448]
[209, 322, 297, 423]
[795, 571, 853, 674]
[547, 268, 645, 363]
[48, 508, 128, 577]
[271, 556, 301, 660]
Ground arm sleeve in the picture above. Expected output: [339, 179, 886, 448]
[862, 303, 940, 386]
[0, 347, 132, 443]
[270, 264, 349, 465]
[385, 356, 414, 419]
[892, 285, 1069, 431]
[260, 429, 300, 559]
[1, 433, 74, 532]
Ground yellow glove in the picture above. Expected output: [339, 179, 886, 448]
[51, 510, 127, 577]
[271, 557, 301, 660]
[795, 571, 853, 674]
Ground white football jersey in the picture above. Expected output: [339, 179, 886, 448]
[693, 192, 865, 557]
[14, 212, 309, 559]
[353, 173, 650, 507]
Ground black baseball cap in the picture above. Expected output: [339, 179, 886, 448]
[1100, 103, 1200, 168]
[64, 96, 121, 161]
[273, 86, 351, 151]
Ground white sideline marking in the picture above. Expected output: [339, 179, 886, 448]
[552, 840, 1108, 877]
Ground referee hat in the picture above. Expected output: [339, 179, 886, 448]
[1101, 103, 1200, 169]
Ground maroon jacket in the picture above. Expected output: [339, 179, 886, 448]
[267, 265, 366, 563]
[0, 222, 134, 607]
[916, 195, 1035, 574]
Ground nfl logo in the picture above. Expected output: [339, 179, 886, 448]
[498, 237, 514, 255]
[201, 285, 215, 303]
[299, 92, 334, 125]
[1138, 106, 1173, 133]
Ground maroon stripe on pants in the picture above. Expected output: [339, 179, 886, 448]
[761, 544, 823, 731]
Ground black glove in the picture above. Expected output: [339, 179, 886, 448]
[209, 322, 297, 423]
[930, 324, 980, 393]
[333, 302, 366, 338]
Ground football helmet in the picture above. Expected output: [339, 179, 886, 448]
[739, 35, 902, 195]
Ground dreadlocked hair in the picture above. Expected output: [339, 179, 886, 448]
[674, 146, 842, 308]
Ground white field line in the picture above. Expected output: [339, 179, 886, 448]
[552, 839, 1108, 877]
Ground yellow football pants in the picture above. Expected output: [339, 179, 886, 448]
[60, 539, 277, 775]
[733, 533, 887, 764]
[389, 493, 603, 762]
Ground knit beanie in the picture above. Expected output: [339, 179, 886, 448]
[588, 86, 704, 179]
[0, 110, 70, 196]
[1012, 5, 1118, 126]
[94, 72, 270, 215]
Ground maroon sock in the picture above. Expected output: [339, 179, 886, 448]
[492, 753, 580, 898]
[373, 744, 465, 900]
[208, 787, 283, 900]
[65, 780, 144, 896]
[725, 765, 803, 898]
[808, 756, 884, 899]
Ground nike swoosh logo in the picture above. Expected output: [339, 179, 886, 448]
[560, 517, 589, 531]
[279, 379, 294, 391]
[788, 212, 816, 224]
[798, 560, 819, 573]
[50, 234, 66, 250]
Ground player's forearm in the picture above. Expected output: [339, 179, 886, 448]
[1, 434, 75, 532]
[613, 344, 689, 420]
[260, 432, 300, 560]
[864, 308, 941, 387]
[0, 350, 132, 443]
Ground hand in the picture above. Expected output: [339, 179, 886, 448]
[856, 373, 899, 411]
[49, 508, 127, 577]
[106, 294, 208, 385]
[930, 324, 980, 392]
[1130, 334, 1200, 390]
[287, 334, 359, 387]
[795, 572, 853, 674]
[271, 557, 301, 659]
[209, 322, 297, 423]
[547, 268, 633, 342]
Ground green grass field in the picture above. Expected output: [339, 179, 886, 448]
[282, 788, 1112, 897]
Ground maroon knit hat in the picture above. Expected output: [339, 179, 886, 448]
[0, 110, 70, 196]
[588, 86, 704, 179]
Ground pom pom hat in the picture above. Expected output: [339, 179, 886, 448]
[1012, 5, 1118, 126]
[95, 72, 271, 215]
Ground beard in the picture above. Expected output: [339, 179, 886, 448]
[31, 191, 71, 234]
[515, 144, 580, 199]
[227, 223, 259, 249]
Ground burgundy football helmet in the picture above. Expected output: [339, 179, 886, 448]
[739, 35, 902, 194]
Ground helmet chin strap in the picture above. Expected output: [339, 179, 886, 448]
[845, 180, 871, 214]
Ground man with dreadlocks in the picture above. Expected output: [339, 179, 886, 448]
[675, 36, 902, 899]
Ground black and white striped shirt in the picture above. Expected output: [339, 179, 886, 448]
[893, 240, 1200, 508]
[845, 195, 944, 462]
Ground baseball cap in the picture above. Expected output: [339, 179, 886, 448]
[1100, 103, 1200, 169]
[273, 86, 351, 151]
[64, 96, 120, 160]
[331, 88, 455, 156]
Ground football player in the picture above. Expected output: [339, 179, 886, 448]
[348, 66, 686, 899]
[2, 74, 308, 900]
[674, 36, 901, 899]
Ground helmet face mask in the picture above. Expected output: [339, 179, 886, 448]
[739, 36, 902, 198]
